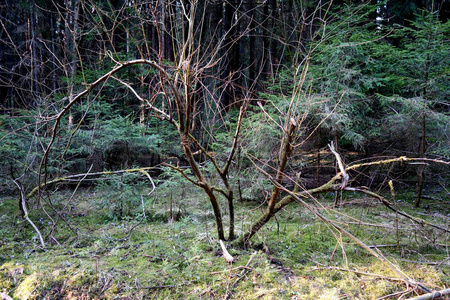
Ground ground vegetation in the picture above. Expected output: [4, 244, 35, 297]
[0, 0, 449, 298]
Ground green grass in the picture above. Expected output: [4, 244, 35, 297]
[0, 186, 449, 299]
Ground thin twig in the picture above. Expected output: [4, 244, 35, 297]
[140, 282, 191, 290]
[377, 289, 414, 300]
[27, 166, 159, 198]
[224, 252, 258, 300]
[209, 266, 254, 275]
[344, 187, 450, 233]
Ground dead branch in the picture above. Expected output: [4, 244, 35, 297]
[344, 187, 450, 233]
[12, 178, 46, 249]
[346, 157, 449, 171]
[220, 240, 235, 263]
[309, 266, 405, 282]
[328, 141, 349, 189]
[378, 289, 415, 300]
[247, 159, 418, 287]
[140, 282, 191, 290]
[224, 252, 258, 300]
[27, 166, 158, 198]
[369, 244, 407, 248]
[240, 153, 449, 247]
[406, 288, 450, 300]
[209, 266, 254, 275]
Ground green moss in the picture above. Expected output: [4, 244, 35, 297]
[14, 273, 38, 300]
[0, 187, 448, 299]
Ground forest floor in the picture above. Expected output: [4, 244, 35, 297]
[0, 185, 449, 299]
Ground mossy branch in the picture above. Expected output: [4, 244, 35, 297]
[28, 166, 158, 198]
[242, 156, 449, 241]
[250, 167, 423, 289]
[238, 153, 449, 288]
[346, 157, 449, 171]
[406, 288, 450, 300]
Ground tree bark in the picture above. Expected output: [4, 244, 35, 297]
[29, 0, 40, 101]
[221, 1, 240, 109]
[406, 288, 450, 300]
[163, 0, 175, 62]
[180, 133, 225, 240]
[415, 113, 426, 208]
[243, 117, 297, 243]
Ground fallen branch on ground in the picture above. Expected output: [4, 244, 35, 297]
[406, 288, 450, 300]
[224, 252, 258, 300]
[309, 266, 405, 282]
[12, 178, 46, 249]
[220, 240, 235, 263]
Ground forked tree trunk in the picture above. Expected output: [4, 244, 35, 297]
[242, 118, 297, 242]
[180, 133, 226, 240]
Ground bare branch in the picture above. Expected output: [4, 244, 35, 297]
[329, 141, 349, 190]
[219, 240, 234, 263]
[222, 103, 247, 176]
[406, 288, 450, 300]
[12, 179, 46, 249]
[344, 187, 450, 233]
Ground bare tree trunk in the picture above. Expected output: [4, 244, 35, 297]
[262, 3, 269, 82]
[243, 118, 297, 242]
[64, 0, 80, 127]
[64, 0, 80, 80]
[50, 14, 58, 92]
[221, 1, 233, 109]
[163, 0, 175, 62]
[28, 0, 40, 104]
[316, 126, 321, 187]
[181, 0, 191, 59]
[180, 133, 225, 240]
[415, 114, 426, 208]
[268, 0, 277, 77]
[243, 0, 256, 88]
[415, 32, 432, 208]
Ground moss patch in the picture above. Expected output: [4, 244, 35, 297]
[0, 186, 449, 299]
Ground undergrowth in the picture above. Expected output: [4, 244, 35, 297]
[0, 186, 449, 299]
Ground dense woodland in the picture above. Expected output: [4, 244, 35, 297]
[0, 0, 450, 299]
